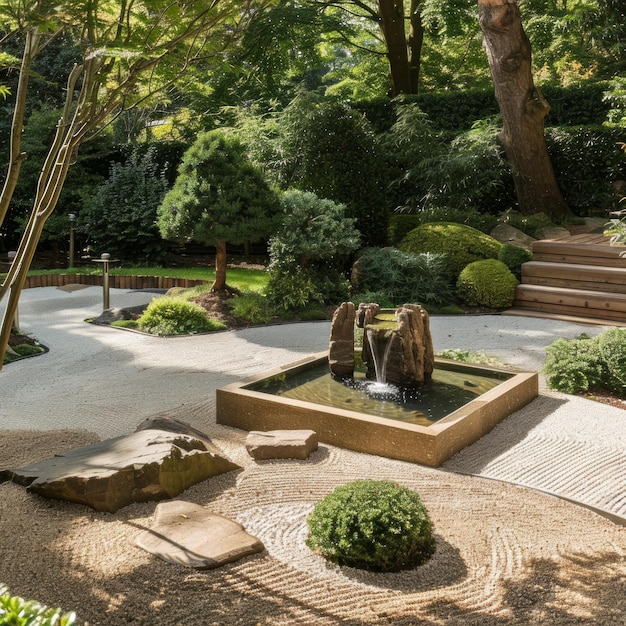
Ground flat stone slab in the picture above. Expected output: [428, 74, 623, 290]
[1, 429, 239, 513]
[245, 430, 318, 460]
[135, 500, 264, 569]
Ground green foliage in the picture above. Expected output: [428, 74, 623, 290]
[420, 118, 516, 215]
[270, 190, 361, 268]
[306, 480, 435, 572]
[545, 125, 626, 213]
[437, 349, 505, 367]
[388, 209, 499, 245]
[352, 247, 453, 306]
[158, 129, 279, 247]
[0, 584, 76, 625]
[111, 320, 139, 329]
[228, 291, 276, 325]
[543, 334, 606, 395]
[137, 298, 226, 336]
[399, 222, 502, 278]
[266, 190, 358, 310]
[456, 259, 518, 309]
[604, 77, 626, 127]
[266, 269, 324, 310]
[11, 344, 44, 357]
[82, 147, 168, 263]
[498, 244, 532, 280]
[268, 95, 388, 246]
[543, 327, 626, 397]
[497, 210, 558, 238]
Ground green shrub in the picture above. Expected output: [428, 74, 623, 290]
[399, 222, 502, 278]
[498, 243, 532, 280]
[596, 328, 626, 395]
[543, 334, 605, 395]
[352, 247, 453, 306]
[388, 208, 498, 245]
[306, 480, 435, 572]
[544, 329, 626, 397]
[0, 584, 76, 625]
[456, 259, 518, 309]
[266, 269, 324, 311]
[228, 291, 276, 325]
[137, 298, 226, 335]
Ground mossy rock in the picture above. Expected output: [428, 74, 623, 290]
[399, 222, 502, 278]
[456, 259, 518, 309]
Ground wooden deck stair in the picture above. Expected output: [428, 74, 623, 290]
[505, 233, 626, 325]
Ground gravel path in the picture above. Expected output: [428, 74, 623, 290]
[0, 287, 624, 625]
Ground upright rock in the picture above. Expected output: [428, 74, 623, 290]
[329, 301, 356, 379]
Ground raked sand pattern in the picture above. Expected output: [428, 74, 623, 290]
[0, 287, 625, 624]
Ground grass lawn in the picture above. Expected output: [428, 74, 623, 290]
[13, 265, 270, 292]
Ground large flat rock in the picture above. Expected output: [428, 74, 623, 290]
[1, 429, 239, 513]
[135, 500, 264, 569]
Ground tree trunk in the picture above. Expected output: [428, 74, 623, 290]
[408, 0, 424, 93]
[0, 29, 40, 228]
[212, 240, 228, 291]
[478, 0, 572, 219]
[378, 0, 413, 96]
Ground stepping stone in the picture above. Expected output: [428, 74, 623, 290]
[245, 429, 318, 460]
[135, 500, 264, 569]
[1, 429, 239, 513]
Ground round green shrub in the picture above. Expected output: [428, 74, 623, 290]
[398, 222, 501, 278]
[306, 480, 435, 572]
[543, 334, 604, 394]
[456, 259, 518, 309]
[137, 298, 226, 335]
[596, 328, 626, 395]
[498, 243, 532, 280]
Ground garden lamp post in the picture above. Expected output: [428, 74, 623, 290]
[68, 213, 76, 269]
[92, 253, 119, 310]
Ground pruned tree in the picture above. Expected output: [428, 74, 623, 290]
[0, 0, 267, 368]
[477, 0, 572, 218]
[157, 130, 280, 291]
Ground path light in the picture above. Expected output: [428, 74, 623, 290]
[92, 252, 119, 310]
[68, 213, 76, 269]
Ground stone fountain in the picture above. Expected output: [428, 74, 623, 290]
[217, 303, 539, 467]
[329, 302, 434, 388]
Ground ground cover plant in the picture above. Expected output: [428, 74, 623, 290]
[306, 480, 435, 572]
[0, 584, 75, 625]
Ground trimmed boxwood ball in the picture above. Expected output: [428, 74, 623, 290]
[398, 222, 502, 278]
[456, 259, 518, 309]
[306, 480, 435, 572]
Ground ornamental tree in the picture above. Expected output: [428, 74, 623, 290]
[0, 0, 268, 368]
[157, 130, 280, 291]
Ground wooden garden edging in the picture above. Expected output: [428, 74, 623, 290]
[22, 274, 208, 290]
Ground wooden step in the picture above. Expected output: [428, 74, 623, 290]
[521, 261, 626, 293]
[513, 284, 626, 323]
[503, 308, 625, 326]
[531, 234, 626, 267]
